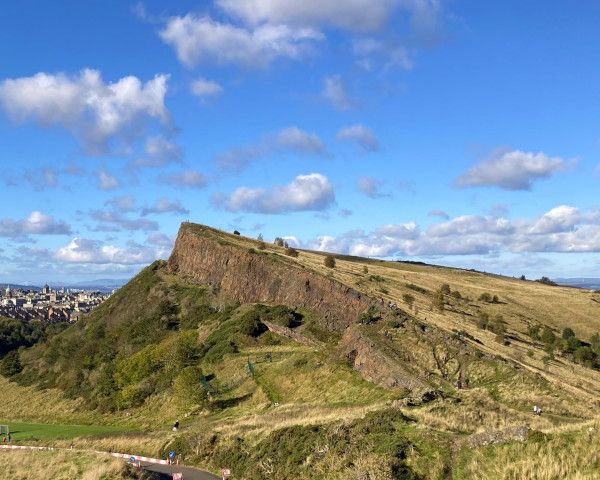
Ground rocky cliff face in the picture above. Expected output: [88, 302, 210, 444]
[167, 223, 374, 330]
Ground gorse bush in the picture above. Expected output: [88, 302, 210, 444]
[324, 255, 336, 268]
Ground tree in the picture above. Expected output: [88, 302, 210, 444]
[173, 366, 209, 410]
[0, 350, 22, 377]
[574, 346, 596, 367]
[233, 230, 241, 235]
[274, 237, 285, 247]
[520, 275, 526, 281]
[324, 255, 336, 268]
[257, 233, 264, 241]
[285, 247, 299, 258]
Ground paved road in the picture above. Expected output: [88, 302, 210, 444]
[140, 461, 221, 480]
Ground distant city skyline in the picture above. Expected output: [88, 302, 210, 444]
[2, 1, 600, 283]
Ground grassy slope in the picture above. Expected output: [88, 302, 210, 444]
[2, 224, 600, 478]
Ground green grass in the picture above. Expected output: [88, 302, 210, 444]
[0, 420, 129, 442]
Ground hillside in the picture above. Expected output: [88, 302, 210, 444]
[2, 222, 600, 479]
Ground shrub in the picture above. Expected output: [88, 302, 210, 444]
[451, 290, 462, 300]
[324, 255, 336, 268]
[258, 241, 267, 250]
[574, 346, 597, 367]
[537, 276, 558, 286]
[233, 230, 240, 235]
[476, 312, 490, 330]
[362, 266, 369, 274]
[285, 247, 299, 257]
[402, 294, 415, 308]
[562, 327, 576, 340]
[238, 312, 268, 338]
[173, 366, 209, 410]
[369, 275, 385, 283]
[0, 350, 22, 377]
[359, 306, 381, 325]
[492, 295, 499, 303]
[478, 292, 492, 302]
[528, 324, 541, 341]
[440, 284, 451, 295]
[432, 291, 444, 313]
[405, 283, 427, 294]
[541, 327, 556, 346]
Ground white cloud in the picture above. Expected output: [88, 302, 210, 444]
[0, 211, 71, 237]
[455, 149, 570, 191]
[217, 173, 335, 213]
[129, 136, 182, 169]
[216, 0, 436, 33]
[55, 238, 162, 265]
[337, 124, 380, 151]
[273, 127, 326, 155]
[146, 232, 174, 248]
[90, 210, 158, 232]
[190, 77, 223, 98]
[104, 195, 136, 213]
[216, 126, 326, 172]
[165, 170, 207, 189]
[357, 176, 389, 198]
[159, 14, 323, 68]
[0, 69, 170, 154]
[304, 205, 600, 258]
[322, 75, 352, 111]
[97, 169, 120, 190]
[141, 197, 189, 216]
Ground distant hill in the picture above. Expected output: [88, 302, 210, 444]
[2, 221, 600, 479]
[554, 278, 600, 290]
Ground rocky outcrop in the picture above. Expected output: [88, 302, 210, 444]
[468, 426, 529, 448]
[167, 223, 374, 331]
[263, 321, 323, 348]
[338, 325, 427, 391]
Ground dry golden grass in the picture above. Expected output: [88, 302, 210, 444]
[461, 419, 600, 479]
[0, 449, 128, 480]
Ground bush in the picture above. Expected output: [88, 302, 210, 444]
[440, 284, 451, 295]
[173, 366, 209, 410]
[402, 294, 415, 308]
[478, 293, 492, 302]
[537, 276, 558, 286]
[528, 325, 541, 341]
[233, 230, 240, 235]
[0, 350, 22, 377]
[405, 283, 427, 294]
[562, 327, 576, 340]
[285, 247, 299, 257]
[476, 312, 490, 330]
[574, 346, 597, 367]
[362, 266, 369, 274]
[359, 306, 381, 325]
[432, 291, 444, 313]
[238, 312, 268, 338]
[324, 255, 336, 268]
[451, 291, 462, 300]
[541, 327, 556, 346]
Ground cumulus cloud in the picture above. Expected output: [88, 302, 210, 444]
[146, 232, 174, 247]
[357, 176, 389, 198]
[141, 197, 189, 216]
[90, 210, 158, 232]
[322, 75, 352, 111]
[0, 211, 71, 237]
[96, 169, 120, 190]
[0, 69, 170, 154]
[337, 124, 380, 151]
[165, 170, 207, 189]
[190, 77, 223, 98]
[304, 205, 600, 258]
[455, 149, 570, 191]
[159, 14, 323, 68]
[216, 126, 326, 172]
[104, 195, 136, 213]
[129, 136, 182, 169]
[216, 0, 441, 34]
[216, 173, 335, 214]
[55, 237, 161, 265]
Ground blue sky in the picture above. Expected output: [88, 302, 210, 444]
[1, 0, 600, 284]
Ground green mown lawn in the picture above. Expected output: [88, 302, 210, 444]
[0, 421, 128, 442]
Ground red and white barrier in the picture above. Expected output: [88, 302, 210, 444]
[1, 444, 168, 465]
